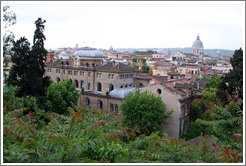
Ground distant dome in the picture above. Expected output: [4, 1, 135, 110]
[192, 34, 203, 48]
[73, 50, 105, 58]
[109, 87, 135, 98]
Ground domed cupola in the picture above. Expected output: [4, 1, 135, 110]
[192, 34, 204, 56]
[73, 49, 105, 58]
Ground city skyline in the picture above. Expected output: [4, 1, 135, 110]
[2, 1, 245, 50]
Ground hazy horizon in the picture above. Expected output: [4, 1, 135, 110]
[2, 1, 245, 50]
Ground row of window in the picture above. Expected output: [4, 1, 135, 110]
[108, 74, 114, 79]
[120, 74, 133, 79]
[85, 98, 119, 115]
[57, 78, 115, 92]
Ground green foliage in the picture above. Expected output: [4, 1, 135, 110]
[6, 18, 50, 107]
[181, 122, 202, 140]
[121, 90, 172, 135]
[46, 79, 79, 115]
[195, 98, 243, 151]
[217, 48, 243, 103]
[3, 101, 242, 163]
[205, 75, 221, 89]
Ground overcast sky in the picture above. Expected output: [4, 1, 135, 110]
[2, 1, 245, 50]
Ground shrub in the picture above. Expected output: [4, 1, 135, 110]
[120, 89, 172, 135]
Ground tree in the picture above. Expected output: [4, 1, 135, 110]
[120, 90, 172, 135]
[6, 18, 50, 105]
[3, 5, 16, 67]
[217, 48, 243, 103]
[196, 98, 243, 148]
[46, 79, 80, 115]
[190, 75, 220, 121]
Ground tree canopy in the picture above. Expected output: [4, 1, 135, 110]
[120, 89, 172, 135]
[6, 18, 50, 105]
[217, 48, 243, 103]
[45, 79, 80, 115]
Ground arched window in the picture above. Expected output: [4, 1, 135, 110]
[120, 85, 124, 88]
[139, 83, 144, 87]
[97, 82, 102, 91]
[81, 80, 85, 89]
[86, 98, 90, 107]
[109, 84, 114, 92]
[75, 80, 79, 88]
[57, 77, 61, 83]
[70, 79, 73, 83]
[110, 103, 114, 112]
[157, 89, 162, 94]
[98, 100, 103, 110]
[115, 105, 119, 115]
[125, 84, 128, 88]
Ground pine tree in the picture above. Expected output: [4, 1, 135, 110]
[217, 48, 243, 103]
[6, 18, 50, 105]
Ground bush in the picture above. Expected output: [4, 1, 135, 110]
[46, 79, 79, 115]
[181, 122, 202, 140]
[120, 89, 172, 135]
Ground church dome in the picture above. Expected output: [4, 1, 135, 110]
[73, 50, 105, 58]
[192, 34, 203, 48]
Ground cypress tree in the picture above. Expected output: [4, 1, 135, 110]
[6, 18, 50, 105]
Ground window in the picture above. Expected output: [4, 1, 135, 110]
[109, 84, 114, 92]
[97, 82, 102, 91]
[75, 80, 78, 88]
[57, 77, 60, 83]
[125, 84, 128, 88]
[70, 79, 72, 83]
[115, 105, 119, 115]
[111, 74, 114, 79]
[108, 74, 111, 79]
[74, 71, 78, 75]
[88, 83, 91, 90]
[110, 104, 114, 112]
[86, 98, 90, 107]
[88, 72, 90, 77]
[63, 70, 65, 74]
[180, 69, 182, 74]
[98, 100, 103, 110]
[81, 80, 85, 89]
[120, 85, 123, 88]
[157, 89, 162, 94]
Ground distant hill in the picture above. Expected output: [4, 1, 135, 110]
[115, 47, 234, 57]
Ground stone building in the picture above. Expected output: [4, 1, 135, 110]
[44, 49, 148, 114]
[45, 48, 203, 138]
[139, 77, 204, 138]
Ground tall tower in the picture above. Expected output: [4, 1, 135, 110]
[192, 34, 204, 56]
